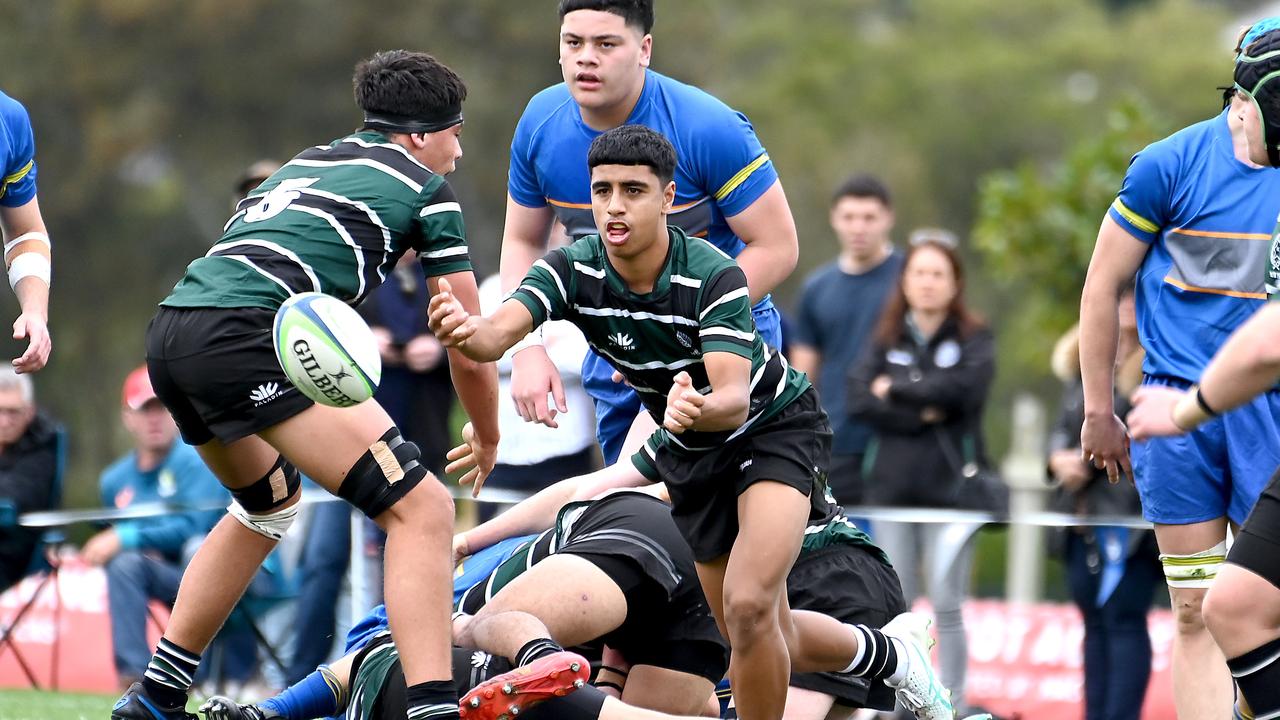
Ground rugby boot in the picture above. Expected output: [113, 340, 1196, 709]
[111, 682, 198, 720]
[197, 696, 281, 720]
[459, 650, 591, 720]
[880, 612, 956, 720]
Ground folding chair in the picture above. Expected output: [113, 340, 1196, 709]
[0, 423, 69, 689]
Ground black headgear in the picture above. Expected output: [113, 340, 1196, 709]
[1234, 27, 1280, 167]
[362, 102, 463, 135]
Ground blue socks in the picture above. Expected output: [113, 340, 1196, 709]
[260, 665, 346, 720]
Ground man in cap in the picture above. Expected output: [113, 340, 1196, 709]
[83, 367, 239, 690]
[1078, 18, 1280, 719]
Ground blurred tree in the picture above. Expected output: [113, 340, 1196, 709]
[973, 99, 1167, 382]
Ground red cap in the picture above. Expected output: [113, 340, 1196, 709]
[122, 366, 158, 410]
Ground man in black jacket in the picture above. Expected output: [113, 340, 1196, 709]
[0, 367, 59, 591]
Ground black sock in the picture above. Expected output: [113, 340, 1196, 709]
[406, 680, 459, 720]
[141, 637, 201, 708]
[515, 638, 563, 667]
[1229, 636, 1280, 718]
[843, 624, 899, 680]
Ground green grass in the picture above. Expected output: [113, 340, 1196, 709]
[0, 688, 117, 720]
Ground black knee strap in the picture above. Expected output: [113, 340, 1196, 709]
[340, 428, 429, 519]
[230, 455, 301, 512]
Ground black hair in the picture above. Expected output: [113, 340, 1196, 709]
[587, 125, 677, 184]
[831, 173, 893, 209]
[558, 0, 654, 34]
[353, 50, 467, 124]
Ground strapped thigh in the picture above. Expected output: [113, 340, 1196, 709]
[1160, 540, 1228, 589]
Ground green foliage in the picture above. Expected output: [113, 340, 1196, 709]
[973, 99, 1168, 377]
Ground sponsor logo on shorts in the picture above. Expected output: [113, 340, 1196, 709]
[470, 650, 492, 669]
[739, 458, 753, 471]
[250, 381, 283, 407]
[608, 332, 635, 350]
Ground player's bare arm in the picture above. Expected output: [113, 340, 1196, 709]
[501, 197, 569, 427]
[662, 352, 750, 434]
[429, 271, 501, 496]
[787, 342, 820, 378]
[0, 198, 51, 373]
[429, 278, 535, 362]
[1078, 216, 1149, 481]
[1129, 303, 1280, 439]
[724, 181, 799, 303]
[454, 461, 651, 560]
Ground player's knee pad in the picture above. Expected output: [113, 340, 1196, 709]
[339, 427, 428, 520]
[226, 456, 302, 540]
[1160, 540, 1227, 589]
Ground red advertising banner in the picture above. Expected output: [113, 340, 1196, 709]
[0, 563, 1175, 719]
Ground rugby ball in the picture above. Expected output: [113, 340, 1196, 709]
[273, 292, 381, 408]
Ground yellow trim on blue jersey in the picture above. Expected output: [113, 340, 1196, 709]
[714, 153, 770, 202]
[1164, 276, 1267, 300]
[1168, 227, 1273, 241]
[3, 159, 33, 186]
[1111, 198, 1159, 235]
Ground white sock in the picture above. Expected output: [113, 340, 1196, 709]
[884, 638, 909, 686]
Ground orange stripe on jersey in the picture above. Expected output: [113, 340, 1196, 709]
[1163, 276, 1267, 299]
[548, 198, 592, 210]
[1168, 228, 1273, 241]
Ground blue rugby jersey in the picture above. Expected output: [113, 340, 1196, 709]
[1108, 109, 1280, 382]
[508, 69, 779, 316]
[0, 90, 37, 208]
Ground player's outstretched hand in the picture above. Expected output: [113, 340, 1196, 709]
[12, 312, 50, 373]
[446, 421, 497, 498]
[1126, 385, 1192, 441]
[511, 347, 567, 428]
[428, 278, 477, 348]
[663, 371, 704, 434]
[1080, 412, 1133, 484]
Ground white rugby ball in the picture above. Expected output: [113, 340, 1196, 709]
[273, 292, 382, 408]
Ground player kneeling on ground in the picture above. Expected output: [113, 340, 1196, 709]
[428, 124, 970, 720]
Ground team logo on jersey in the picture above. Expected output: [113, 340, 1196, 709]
[158, 469, 177, 498]
[676, 331, 693, 349]
[608, 332, 636, 350]
[250, 382, 283, 407]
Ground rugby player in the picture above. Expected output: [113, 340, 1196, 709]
[0, 89, 53, 373]
[1125, 23, 1280, 720]
[499, 0, 797, 466]
[430, 125, 956, 720]
[1078, 18, 1280, 720]
[111, 51, 500, 720]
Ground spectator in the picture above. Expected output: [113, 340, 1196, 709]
[1047, 287, 1161, 720]
[85, 366, 266, 691]
[790, 174, 902, 505]
[848, 232, 995, 713]
[475, 271, 598, 522]
[0, 367, 59, 591]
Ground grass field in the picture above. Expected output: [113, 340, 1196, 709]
[0, 688, 117, 720]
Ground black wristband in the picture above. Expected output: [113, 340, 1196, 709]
[1195, 386, 1220, 417]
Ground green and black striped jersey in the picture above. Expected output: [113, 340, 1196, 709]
[162, 131, 471, 310]
[511, 227, 809, 454]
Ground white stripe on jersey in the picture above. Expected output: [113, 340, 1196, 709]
[533, 259, 568, 305]
[699, 287, 750, 320]
[573, 262, 606, 279]
[286, 158, 423, 194]
[292, 205, 368, 299]
[521, 285, 554, 318]
[207, 239, 322, 292]
[421, 246, 469, 259]
[338, 136, 433, 173]
[671, 274, 702, 288]
[700, 326, 756, 342]
[218, 255, 300, 296]
[420, 201, 461, 217]
[575, 305, 699, 327]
